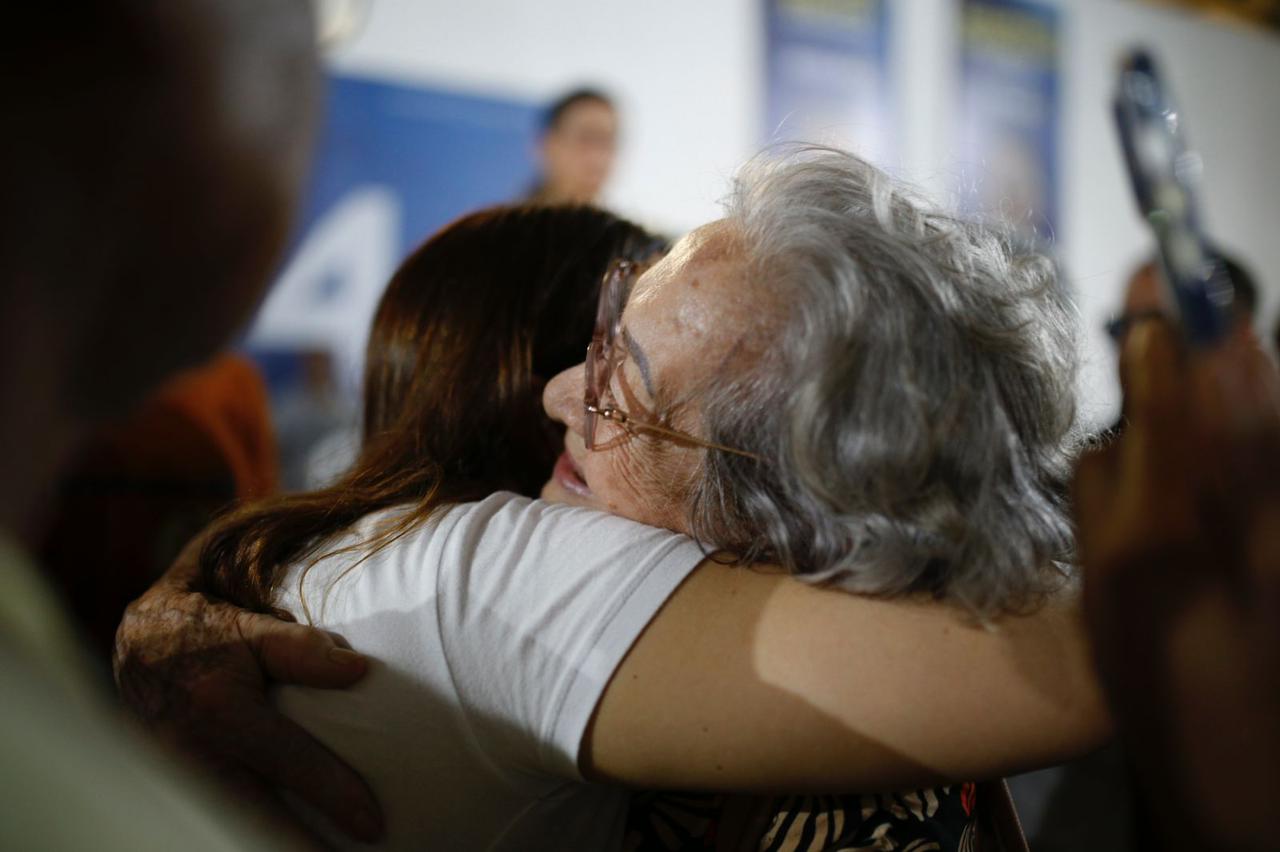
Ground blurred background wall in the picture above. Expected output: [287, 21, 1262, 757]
[325, 0, 760, 234]
[246, 0, 1280, 485]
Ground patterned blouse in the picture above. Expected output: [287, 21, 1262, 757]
[624, 784, 980, 852]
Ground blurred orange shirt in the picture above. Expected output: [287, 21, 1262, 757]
[37, 353, 278, 663]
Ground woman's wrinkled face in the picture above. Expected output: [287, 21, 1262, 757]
[541, 221, 760, 533]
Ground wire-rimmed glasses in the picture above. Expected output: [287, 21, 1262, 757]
[582, 259, 760, 460]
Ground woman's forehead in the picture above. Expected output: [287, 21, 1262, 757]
[622, 220, 760, 386]
[630, 220, 738, 307]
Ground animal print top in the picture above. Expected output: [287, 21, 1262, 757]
[624, 784, 980, 852]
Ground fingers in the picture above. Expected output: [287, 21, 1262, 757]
[1119, 319, 1186, 447]
[1115, 320, 1199, 521]
[1071, 446, 1117, 565]
[214, 697, 385, 844]
[1245, 498, 1280, 616]
[1198, 333, 1280, 495]
[235, 610, 369, 689]
[113, 569, 384, 844]
[229, 615, 384, 839]
[1074, 318, 1200, 603]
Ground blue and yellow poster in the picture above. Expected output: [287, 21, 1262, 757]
[764, 0, 892, 166]
[958, 0, 1061, 242]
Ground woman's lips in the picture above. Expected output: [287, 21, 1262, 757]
[553, 450, 593, 498]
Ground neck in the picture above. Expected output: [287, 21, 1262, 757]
[537, 184, 596, 207]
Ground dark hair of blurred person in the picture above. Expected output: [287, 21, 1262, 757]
[0, 1, 338, 849]
[0, 1, 315, 532]
[526, 88, 619, 206]
[203, 204, 664, 613]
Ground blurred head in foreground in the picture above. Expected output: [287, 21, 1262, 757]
[0, 0, 319, 528]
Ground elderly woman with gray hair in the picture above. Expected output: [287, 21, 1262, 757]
[115, 147, 1106, 851]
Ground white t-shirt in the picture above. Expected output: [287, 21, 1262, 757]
[273, 492, 707, 851]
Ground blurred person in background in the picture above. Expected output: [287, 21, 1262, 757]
[526, 87, 620, 206]
[1023, 250, 1265, 852]
[117, 147, 1112, 851]
[0, 1, 384, 848]
[1076, 313, 1280, 852]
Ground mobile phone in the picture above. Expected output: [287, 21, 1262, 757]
[1113, 49, 1235, 346]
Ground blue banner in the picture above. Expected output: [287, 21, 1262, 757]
[247, 73, 540, 392]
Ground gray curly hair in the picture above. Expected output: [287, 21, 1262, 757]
[687, 146, 1081, 616]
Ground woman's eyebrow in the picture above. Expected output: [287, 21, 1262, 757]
[621, 327, 655, 397]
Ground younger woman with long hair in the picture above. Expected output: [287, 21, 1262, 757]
[205, 204, 664, 614]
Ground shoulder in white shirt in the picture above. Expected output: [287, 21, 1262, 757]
[273, 492, 706, 852]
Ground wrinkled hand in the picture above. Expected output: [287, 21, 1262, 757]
[114, 536, 384, 844]
[1073, 320, 1280, 851]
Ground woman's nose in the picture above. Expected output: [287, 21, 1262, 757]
[543, 363, 586, 433]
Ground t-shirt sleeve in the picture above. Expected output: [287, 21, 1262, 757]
[435, 494, 707, 781]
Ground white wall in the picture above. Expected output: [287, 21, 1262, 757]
[891, 0, 1280, 424]
[329, 0, 1280, 426]
[328, 0, 760, 235]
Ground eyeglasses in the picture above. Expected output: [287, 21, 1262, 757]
[583, 259, 760, 460]
[1104, 308, 1166, 344]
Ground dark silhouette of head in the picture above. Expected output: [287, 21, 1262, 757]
[0, 0, 318, 528]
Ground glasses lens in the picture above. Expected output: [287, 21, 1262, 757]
[601, 261, 632, 347]
[585, 261, 636, 451]
[584, 341, 599, 450]
[596, 262, 623, 344]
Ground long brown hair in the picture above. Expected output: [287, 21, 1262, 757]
[200, 205, 663, 614]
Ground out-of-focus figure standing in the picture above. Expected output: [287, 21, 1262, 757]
[527, 88, 619, 206]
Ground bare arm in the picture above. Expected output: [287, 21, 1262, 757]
[585, 561, 1110, 792]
